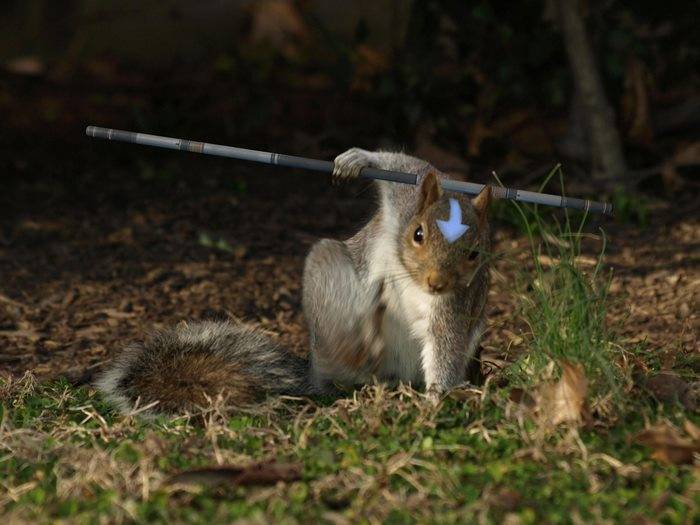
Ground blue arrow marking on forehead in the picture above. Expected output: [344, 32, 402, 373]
[436, 198, 470, 243]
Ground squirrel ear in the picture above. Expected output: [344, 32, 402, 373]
[418, 172, 442, 214]
[472, 185, 491, 219]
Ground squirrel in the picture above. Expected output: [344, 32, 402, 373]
[96, 148, 492, 414]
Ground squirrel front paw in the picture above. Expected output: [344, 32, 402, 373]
[332, 148, 374, 185]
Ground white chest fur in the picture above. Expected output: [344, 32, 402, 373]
[380, 278, 434, 384]
[366, 210, 435, 385]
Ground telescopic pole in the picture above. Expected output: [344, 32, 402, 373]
[86, 126, 613, 215]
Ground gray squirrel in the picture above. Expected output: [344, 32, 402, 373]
[96, 148, 492, 413]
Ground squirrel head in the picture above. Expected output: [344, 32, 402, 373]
[399, 172, 491, 295]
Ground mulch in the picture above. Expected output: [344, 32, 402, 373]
[1, 133, 698, 384]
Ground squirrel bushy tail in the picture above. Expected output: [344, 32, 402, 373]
[96, 320, 312, 414]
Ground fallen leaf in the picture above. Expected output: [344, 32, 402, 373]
[684, 420, 700, 441]
[500, 330, 522, 348]
[100, 308, 136, 319]
[246, 0, 309, 59]
[74, 325, 107, 338]
[167, 461, 302, 488]
[4, 56, 45, 76]
[661, 141, 700, 192]
[635, 422, 700, 465]
[351, 45, 389, 93]
[621, 57, 653, 145]
[467, 118, 492, 157]
[0, 293, 26, 309]
[0, 328, 41, 341]
[106, 227, 134, 244]
[509, 387, 536, 408]
[641, 373, 698, 411]
[535, 361, 588, 426]
[488, 487, 522, 512]
[448, 385, 482, 402]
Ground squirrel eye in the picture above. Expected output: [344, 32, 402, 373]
[468, 249, 479, 260]
[413, 225, 424, 244]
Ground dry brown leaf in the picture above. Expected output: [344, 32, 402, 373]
[0, 293, 26, 309]
[467, 119, 493, 157]
[74, 325, 107, 338]
[621, 58, 653, 145]
[106, 227, 134, 244]
[502, 329, 524, 347]
[661, 141, 700, 192]
[167, 461, 302, 488]
[247, 0, 309, 59]
[0, 328, 41, 341]
[509, 387, 536, 408]
[487, 487, 522, 512]
[350, 44, 390, 92]
[684, 420, 700, 441]
[99, 308, 136, 320]
[635, 422, 700, 465]
[535, 361, 588, 427]
[4, 56, 45, 76]
[641, 373, 698, 411]
[447, 385, 482, 402]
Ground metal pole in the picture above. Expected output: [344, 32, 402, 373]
[86, 126, 613, 215]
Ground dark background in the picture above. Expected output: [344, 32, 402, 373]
[1, 0, 698, 377]
[3, 1, 700, 215]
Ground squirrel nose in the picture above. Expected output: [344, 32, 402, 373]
[427, 272, 446, 293]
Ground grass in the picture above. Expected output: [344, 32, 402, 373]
[1, 375, 696, 523]
[505, 202, 622, 399]
[493, 168, 627, 399]
[1, 202, 698, 523]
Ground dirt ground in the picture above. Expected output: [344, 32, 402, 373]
[1, 133, 698, 384]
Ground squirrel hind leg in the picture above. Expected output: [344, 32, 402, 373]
[304, 239, 386, 388]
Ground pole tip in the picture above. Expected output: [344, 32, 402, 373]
[85, 126, 95, 137]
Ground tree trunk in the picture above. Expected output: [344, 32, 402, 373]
[558, 0, 628, 185]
